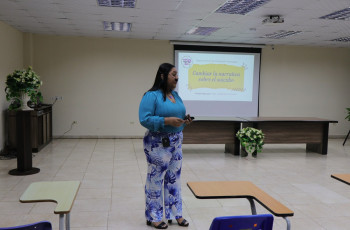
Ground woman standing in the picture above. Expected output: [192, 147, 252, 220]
[139, 63, 192, 229]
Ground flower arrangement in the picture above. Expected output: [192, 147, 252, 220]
[5, 66, 43, 110]
[346, 108, 350, 121]
[236, 127, 265, 154]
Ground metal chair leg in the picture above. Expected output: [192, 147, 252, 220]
[343, 130, 350, 146]
[284, 217, 291, 230]
[247, 198, 257, 215]
[59, 214, 64, 230]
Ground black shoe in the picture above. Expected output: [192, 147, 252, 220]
[168, 218, 189, 227]
[147, 220, 168, 229]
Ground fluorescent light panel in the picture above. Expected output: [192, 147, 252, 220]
[103, 21, 131, 32]
[215, 0, 271, 15]
[262, 30, 302, 39]
[186, 27, 220, 35]
[320, 8, 350, 20]
[331, 36, 350, 42]
[97, 0, 136, 8]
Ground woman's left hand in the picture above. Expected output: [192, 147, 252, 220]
[184, 114, 193, 125]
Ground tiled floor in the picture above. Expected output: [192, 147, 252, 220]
[0, 138, 350, 230]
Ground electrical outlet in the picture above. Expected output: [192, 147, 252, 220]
[51, 96, 63, 100]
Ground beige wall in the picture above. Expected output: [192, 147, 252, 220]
[0, 22, 23, 151]
[30, 34, 349, 137]
[32, 35, 173, 138]
[1, 30, 349, 145]
[260, 46, 350, 136]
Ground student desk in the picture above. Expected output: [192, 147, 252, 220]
[331, 174, 350, 185]
[187, 181, 294, 230]
[20, 181, 80, 230]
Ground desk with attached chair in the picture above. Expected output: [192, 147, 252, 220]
[187, 181, 294, 230]
[20, 181, 80, 230]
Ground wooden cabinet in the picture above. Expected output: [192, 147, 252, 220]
[7, 105, 52, 152]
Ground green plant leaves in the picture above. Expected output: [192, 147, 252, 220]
[236, 127, 265, 153]
[346, 108, 350, 121]
[5, 66, 43, 109]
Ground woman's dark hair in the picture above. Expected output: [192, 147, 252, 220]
[147, 63, 175, 101]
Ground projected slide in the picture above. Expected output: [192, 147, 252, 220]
[177, 52, 255, 102]
[174, 46, 261, 117]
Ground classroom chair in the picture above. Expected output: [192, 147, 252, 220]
[209, 214, 274, 230]
[0, 221, 52, 230]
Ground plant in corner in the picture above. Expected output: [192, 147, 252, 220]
[236, 127, 265, 157]
[5, 66, 43, 110]
[346, 108, 350, 122]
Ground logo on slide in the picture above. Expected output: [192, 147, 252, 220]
[181, 56, 193, 68]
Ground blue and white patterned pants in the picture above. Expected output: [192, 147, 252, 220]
[143, 131, 183, 222]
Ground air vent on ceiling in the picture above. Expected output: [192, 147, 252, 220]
[262, 30, 302, 39]
[320, 8, 350, 20]
[331, 36, 350, 42]
[215, 0, 272, 15]
[186, 27, 221, 36]
[97, 0, 136, 8]
[103, 21, 132, 32]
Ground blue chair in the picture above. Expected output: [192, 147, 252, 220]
[209, 214, 274, 230]
[0, 221, 52, 230]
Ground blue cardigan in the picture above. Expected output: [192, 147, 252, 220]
[139, 90, 186, 133]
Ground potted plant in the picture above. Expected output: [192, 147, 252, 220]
[346, 108, 350, 121]
[5, 66, 43, 110]
[236, 127, 265, 157]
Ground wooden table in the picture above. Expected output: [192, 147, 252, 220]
[183, 117, 337, 155]
[183, 117, 244, 155]
[187, 181, 294, 230]
[20, 181, 80, 230]
[331, 174, 350, 185]
[242, 117, 338, 155]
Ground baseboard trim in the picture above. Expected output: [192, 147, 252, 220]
[53, 135, 143, 139]
[53, 135, 345, 140]
[329, 135, 346, 139]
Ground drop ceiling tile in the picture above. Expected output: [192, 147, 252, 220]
[203, 13, 243, 23]
[0, 0, 349, 47]
[169, 11, 211, 20]
[158, 26, 194, 34]
[52, 0, 97, 6]
[136, 0, 181, 10]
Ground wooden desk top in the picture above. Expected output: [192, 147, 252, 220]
[241, 117, 338, 123]
[187, 181, 294, 217]
[193, 116, 245, 122]
[331, 174, 350, 185]
[20, 181, 80, 214]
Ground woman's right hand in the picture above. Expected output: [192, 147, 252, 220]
[164, 117, 185, 127]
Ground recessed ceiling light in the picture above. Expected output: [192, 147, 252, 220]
[261, 30, 302, 39]
[215, 0, 272, 15]
[103, 21, 131, 32]
[331, 36, 350, 42]
[97, 0, 136, 8]
[186, 27, 220, 35]
[320, 8, 350, 20]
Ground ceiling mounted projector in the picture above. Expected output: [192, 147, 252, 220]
[262, 15, 284, 24]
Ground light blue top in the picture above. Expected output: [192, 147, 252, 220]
[139, 89, 186, 133]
